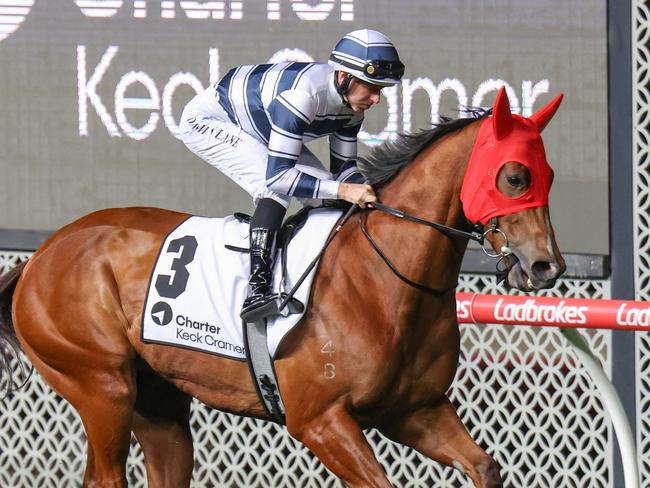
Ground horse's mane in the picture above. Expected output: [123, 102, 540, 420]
[357, 110, 490, 185]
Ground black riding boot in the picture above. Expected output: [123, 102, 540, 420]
[241, 227, 278, 320]
[240, 199, 286, 322]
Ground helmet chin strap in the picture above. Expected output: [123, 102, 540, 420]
[335, 71, 353, 108]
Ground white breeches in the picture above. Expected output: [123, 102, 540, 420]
[180, 95, 332, 208]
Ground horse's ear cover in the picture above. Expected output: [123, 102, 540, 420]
[460, 86, 564, 225]
[492, 87, 514, 140]
[530, 93, 564, 132]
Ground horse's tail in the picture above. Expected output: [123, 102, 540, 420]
[0, 261, 30, 394]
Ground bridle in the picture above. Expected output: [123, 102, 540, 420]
[277, 202, 514, 313]
[361, 202, 514, 295]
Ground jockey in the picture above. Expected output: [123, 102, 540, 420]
[180, 29, 405, 321]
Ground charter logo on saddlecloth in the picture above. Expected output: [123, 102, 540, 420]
[0, 1, 34, 42]
[151, 301, 173, 326]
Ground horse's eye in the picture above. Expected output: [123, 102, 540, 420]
[507, 175, 523, 188]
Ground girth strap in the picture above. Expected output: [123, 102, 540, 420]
[242, 318, 286, 424]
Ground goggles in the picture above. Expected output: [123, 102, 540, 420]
[363, 59, 405, 81]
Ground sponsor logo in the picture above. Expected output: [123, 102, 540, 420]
[494, 298, 588, 325]
[176, 313, 221, 334]
[151, 301, 173, 326]
[74, 1, 354, 21]
[616, 303, 650, 327]
[174, 324, 245, 355]
[186, 117, 242, 148]
[167, 311, 245, 354]
[0, 1, 34, 43]
[76, 49, 549, 144]
[456, 299, 471, 320]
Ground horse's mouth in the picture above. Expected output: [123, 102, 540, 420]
[503, 258, 531, 291]
[504, 256, 557, 292]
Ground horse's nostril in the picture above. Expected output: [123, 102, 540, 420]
[531, 261, 557, 280]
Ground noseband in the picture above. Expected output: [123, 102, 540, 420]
[362, 203, 512, 295]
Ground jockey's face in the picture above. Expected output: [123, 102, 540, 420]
[338, 72, 383, 112]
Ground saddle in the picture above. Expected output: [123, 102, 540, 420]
[226, 201, 353, 319]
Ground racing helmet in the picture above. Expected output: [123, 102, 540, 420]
[328, 29, 404, 87]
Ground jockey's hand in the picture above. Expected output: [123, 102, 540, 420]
[338, 182, 377, 208]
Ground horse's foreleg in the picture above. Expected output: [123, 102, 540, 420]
[132, 365, 193, 488]
[381, 397, 502, 488]
[287, 405, 392, 488]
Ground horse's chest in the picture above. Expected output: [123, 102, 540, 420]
[398, 356, 456, 402]
[354, 347, 459, 423]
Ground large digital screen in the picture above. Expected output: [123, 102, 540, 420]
[0, 1, 608, 254]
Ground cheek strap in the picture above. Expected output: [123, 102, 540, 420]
[335, 72, 353, 108]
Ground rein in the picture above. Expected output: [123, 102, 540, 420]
[370, 202, 484, 243]
[278, 200, 513, 310]
[361, 202, 507, 295]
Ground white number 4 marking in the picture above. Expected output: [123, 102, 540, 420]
[320, 340, 335, 356]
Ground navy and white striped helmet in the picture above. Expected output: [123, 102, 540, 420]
[328, 29, 404, 87]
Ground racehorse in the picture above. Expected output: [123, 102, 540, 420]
[0, 87, 565, 488]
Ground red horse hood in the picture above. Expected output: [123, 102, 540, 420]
[460, 87, 563, 225]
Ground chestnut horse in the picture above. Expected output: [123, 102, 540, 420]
[0, 88, 565, 487]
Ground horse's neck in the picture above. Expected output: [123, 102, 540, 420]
[371, 122, 480, 310]
[379, 122, 479, 219]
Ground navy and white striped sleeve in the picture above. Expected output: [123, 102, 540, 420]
[266, 90, 340, 200]
[329, 119, 362, 181]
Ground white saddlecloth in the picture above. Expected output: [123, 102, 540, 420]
[141, 208, 342, 360]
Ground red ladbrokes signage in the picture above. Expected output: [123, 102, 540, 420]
[456, 293, 650, 331]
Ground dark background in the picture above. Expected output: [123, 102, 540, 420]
[0, 0, 608, 254]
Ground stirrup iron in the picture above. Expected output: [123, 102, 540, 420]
[241, 293, 304, 322]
